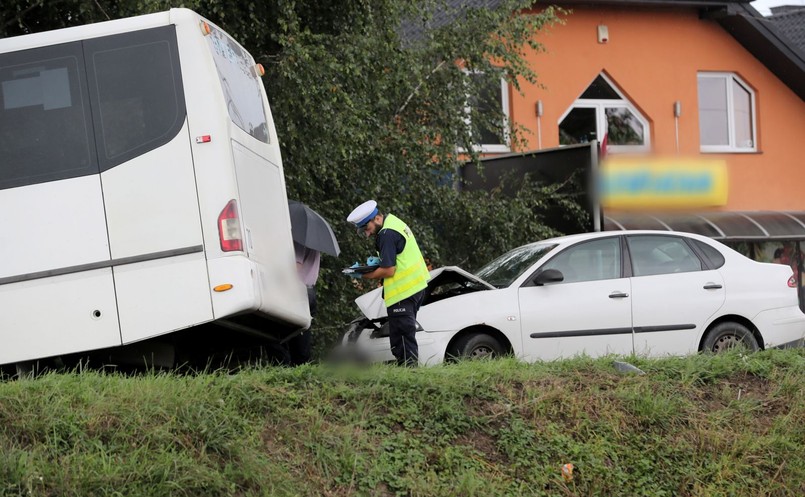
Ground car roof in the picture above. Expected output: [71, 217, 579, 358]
[535, 230, 715, 247]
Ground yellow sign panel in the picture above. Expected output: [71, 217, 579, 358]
[600, 159, 728, 209]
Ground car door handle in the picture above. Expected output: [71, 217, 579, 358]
[703, 283, 722, 290]
[609, 292, 629, 298]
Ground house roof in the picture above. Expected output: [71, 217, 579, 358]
[769, 7, 805, 53]
[399, 0, 504, 43]
[710, 2, 805, 100]
[402, 0, 804, 100]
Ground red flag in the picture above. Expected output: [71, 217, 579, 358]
[600, 133, 608, 161]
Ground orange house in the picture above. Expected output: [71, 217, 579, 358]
[509, 0, 804, 202]
[468, 0, 805, 262]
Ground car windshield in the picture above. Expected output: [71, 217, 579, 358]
[474, 243, 557, 288]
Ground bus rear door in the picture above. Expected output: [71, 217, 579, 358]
[202, 20, 309, 328]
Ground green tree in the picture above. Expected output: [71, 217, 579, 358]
[2, 1, 581, 353]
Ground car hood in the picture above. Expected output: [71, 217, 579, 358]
[354, 266, 495, 319]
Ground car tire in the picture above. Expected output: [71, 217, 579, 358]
[702, 322, 759, 354]
[449, 332, 505, 361]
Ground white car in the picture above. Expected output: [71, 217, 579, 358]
[342, 231, 805, 365]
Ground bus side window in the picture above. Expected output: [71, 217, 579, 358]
[83, 26, 186, 171]
[0, 43, 97, 190]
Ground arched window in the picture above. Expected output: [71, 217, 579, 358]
[558, 73, 650, 153]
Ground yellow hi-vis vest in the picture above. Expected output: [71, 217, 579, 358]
[380, 214, 430, 306]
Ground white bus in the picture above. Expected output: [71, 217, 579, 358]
[0, 9, 310, 370]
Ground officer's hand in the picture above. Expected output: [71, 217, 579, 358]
[366, 256, 381, 267]
[345, 262, 363, 279]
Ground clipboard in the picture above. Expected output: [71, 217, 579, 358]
[342, 265, 377, 274]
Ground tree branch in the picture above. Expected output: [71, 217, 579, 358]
[3, 1, 43, 30]
[2, 0, 70, 31]
[394, 60, 446, 118]
[93, 0, 111, 20]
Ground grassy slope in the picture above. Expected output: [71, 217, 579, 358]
[1, 349, 803, 497]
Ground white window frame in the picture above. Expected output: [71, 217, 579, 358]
[557, 73, 651, 154]
[697, 72, 757, 153]
[461, 71, 511, 154]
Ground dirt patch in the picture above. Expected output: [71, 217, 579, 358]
[454, 429, 507, 466]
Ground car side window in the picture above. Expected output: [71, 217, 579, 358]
[692, 239, 726, 268]
[540, 237, 621, 283]
[627, 235, 703, 276]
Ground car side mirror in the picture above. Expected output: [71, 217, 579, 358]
[533, 268, 564, 286]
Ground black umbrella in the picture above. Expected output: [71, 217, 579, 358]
[288, 200, 341, 256]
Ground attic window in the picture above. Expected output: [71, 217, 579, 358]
[580, 75, 621, 99]
[697, 72, 756, 153]
[558, 73, 650, 152]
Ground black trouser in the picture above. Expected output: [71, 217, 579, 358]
[387, 289, 425, 366]
[288, 287, 317, 365]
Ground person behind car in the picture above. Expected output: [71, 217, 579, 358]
[346, 200, 430, 366]
[287, 241, 320, 365]
[773, 247, 784, 264]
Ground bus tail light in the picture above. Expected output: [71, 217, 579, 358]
[218, 200, 243, 252]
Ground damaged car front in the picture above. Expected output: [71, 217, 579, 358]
[339, 242, 558, 365]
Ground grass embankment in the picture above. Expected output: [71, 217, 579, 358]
[1, 349, 804, 497]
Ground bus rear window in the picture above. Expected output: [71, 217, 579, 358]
[205, 24, 269, 143]
[0, 42, 97, 190]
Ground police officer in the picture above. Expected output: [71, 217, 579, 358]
[347, 200, 430, 366]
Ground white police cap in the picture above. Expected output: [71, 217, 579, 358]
[347, 200, 378, 227]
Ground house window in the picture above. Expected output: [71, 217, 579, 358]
[697, 72, 756, 152]
[466, 72, 510, 153]
[558, 74, 650, 153]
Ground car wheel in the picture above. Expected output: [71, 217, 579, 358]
[702, 322, 759, 353]
[449, 332, 505, 361]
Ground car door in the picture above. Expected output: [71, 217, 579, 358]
[519, 236, 633, 361]
[627, 235, 726, 356]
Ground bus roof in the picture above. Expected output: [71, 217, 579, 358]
[0, 9, 199, 55]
